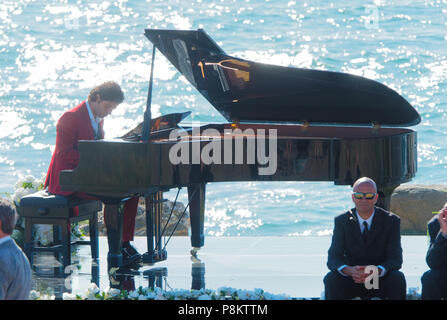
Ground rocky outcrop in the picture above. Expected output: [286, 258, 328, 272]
[390, 184, 447, 235]
[81, 199, 190, 237]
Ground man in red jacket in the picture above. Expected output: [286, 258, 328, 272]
[45, 81, 141, 266]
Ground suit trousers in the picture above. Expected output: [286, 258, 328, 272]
[421, 269, 447, 299]
[324, 269, 406, 300]
[74, 192, 139, 242]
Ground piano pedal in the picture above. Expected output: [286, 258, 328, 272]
[107, 267, 120, 286]
[190, 254, 202, 264]
[190, 247, 201, 258]
[142, 249, 168, 264]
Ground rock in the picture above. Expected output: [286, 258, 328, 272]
[390, 184, 447, 235]
[81, 200, 190, 237]
[79, 184, 447, 236]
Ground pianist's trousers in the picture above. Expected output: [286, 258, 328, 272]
[74, 192, 139, 242]
[324, 270, 406, 300]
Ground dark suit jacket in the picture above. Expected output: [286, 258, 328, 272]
[426, 216, 447, 270]
[44, 101, 104, 195]
[327, 206, 403, 273]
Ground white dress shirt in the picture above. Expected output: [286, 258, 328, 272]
[337, 209, 387, 277]
[85, 100, 102, 138]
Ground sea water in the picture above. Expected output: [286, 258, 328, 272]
[0, 0, 446, 237]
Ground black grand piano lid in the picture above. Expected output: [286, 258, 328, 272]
[144, 28, 421, 127]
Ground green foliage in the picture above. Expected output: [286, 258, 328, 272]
[22, 182, 34, 189]
[0, 192, 11, 200]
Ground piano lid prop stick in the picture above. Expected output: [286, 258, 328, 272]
[141, 44, 156, 142]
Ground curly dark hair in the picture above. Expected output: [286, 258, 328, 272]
[88, 81, 124, 103]
[0, 198, 16, 235]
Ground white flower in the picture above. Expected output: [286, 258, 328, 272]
[72, 224, 83, 240]
[254, 288, 263, 297]
[89, 282, 100, 294]
[12, 187, 32, 204]
[29, 290, 40, 300]
[145, 291, 156, 300]
[262, 292, 291, 300]
[218, 286, 237, 297]
[236, 289, 254, 300]
[105, 287, 121, 298]
[84, 282, 100, 299]
[153, 287, 166, 299]
[23, 174, 37, 184]
[12, 174, 45, 204]
[37, 293, 55, 300]
[34, 224, 53, 246]
[153, 287, 163, 295]
[33, 282, 294, 300]
[63, 292, 77, 300]
[15, 175, 40, 191]
[86, 292, 98, 300]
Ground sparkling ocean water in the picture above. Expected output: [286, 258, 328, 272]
[0, 0, 446, 237]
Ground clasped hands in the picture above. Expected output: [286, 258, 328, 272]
[342, 265, 381, 284]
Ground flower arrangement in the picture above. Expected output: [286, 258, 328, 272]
[29, 283, 294, 300]
[28, 282, 422, 300]
[12, 174, 46, 204]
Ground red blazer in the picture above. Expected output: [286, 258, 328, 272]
[45, 101, 104, 195]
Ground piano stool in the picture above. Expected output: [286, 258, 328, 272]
[18, 190, 102, 268]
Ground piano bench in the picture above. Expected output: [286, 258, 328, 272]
[18, 190, 102, 268]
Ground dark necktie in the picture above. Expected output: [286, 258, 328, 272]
[362, 221, 369, 243]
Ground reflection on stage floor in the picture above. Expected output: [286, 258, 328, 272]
[30, 236, 428, 299]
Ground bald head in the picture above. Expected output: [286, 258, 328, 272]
[353, 177, 377, 193]
[351, 177, 378, 218]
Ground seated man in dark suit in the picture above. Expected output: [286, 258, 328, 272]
[323, 177, 406, 300]
[421, 203, 447, 299]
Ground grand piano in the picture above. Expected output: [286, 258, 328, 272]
[60, 29, 420, 268]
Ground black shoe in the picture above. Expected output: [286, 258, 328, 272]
[123, 242, 140, 256]
[122, 242, 142, 266]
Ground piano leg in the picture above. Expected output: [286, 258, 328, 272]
[188, 183, 206, 251]
[145, 194, 155, 257]
[143, 192, 167, 264]
[104, 203, 124, 268]
[377, 184, 399, 211]
[191, 260, 206, 290]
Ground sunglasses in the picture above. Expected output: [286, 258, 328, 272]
[352, 192, 376, 200]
